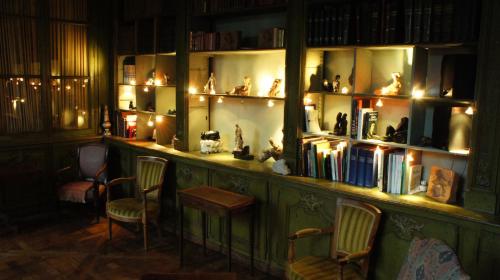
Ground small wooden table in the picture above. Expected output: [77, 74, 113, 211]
[177, 186, 256, 274]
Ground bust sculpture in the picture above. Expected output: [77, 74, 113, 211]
[234, 124, 243, 152]
[229, 76, 251, 96]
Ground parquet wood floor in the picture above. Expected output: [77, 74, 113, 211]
[0, 211, 278, 280]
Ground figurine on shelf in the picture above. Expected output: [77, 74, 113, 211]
[203, 72, 216, 94]
[272, 159, 290, 175]
[258, 138, 283, 162]
[332, 74, 341, 93]
[232, 124, 254, 160]
[381, 117, 409, 143]
[129, 100, 136, 110]
[234, 124, 243, 152]
[228, 76, 251, 96]
[377, 72, 402, 95]
[333, 112, 348, 136]
[102, 105, 112, 136]
[267, 78, 282, 97]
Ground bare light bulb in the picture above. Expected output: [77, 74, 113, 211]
[376, 99, 383, 107]
[217, 97, 223, 103]
[199, 95, 205, 102]
[188, 86, 197, 94]
[412, 89, 425, 99]
[341, 87, 349, 94]
[267, 100, 275, 107]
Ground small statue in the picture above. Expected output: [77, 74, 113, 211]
[129, 100, 135, 110]
[333, 112, 348, 136]
[102, 105, 111, 136]
[234, 124, 243, 152]
[232, 124, 254, 160]
[378, 72, 402, 95]
[332, 74, 341, 93]
[203, 72, 216, 94]
[268, 79, 282, 97]
[258, 138, 283, 162]
[381, 117, 408, 143]
[229, 76, 251, 96]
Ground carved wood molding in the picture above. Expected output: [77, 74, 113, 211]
[296, 193, 334, 224]
[389, 214, 425, 240]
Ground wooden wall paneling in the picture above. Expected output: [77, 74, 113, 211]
[174, 0, 189, 151]
[283, 0, 306, 174]
[465, 0, 500, 214]
[175, 162, 209, 238]
[209, 169, 269, 261]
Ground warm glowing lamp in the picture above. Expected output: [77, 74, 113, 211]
[376, 99, 383, 107]
[465, 106, 474, 115]
[267, 100, 274, 107]
[412, 88, 425, 99]
[217, 97, 223, 103]
[147, 115, 154, 127]
[341, 87, 349, 94]
[188, 86, 197, 94]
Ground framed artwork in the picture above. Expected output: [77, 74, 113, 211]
[426, 166, 458, 203]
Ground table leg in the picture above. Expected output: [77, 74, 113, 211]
[202, 211, 207, 256]
[227, 212, 232, 272]
[250, 205, 255, 276]
[179, 203, 184, 267]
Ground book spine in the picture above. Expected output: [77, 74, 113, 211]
[404, 0, 413, 43]
[348, 147, 358, 185]
[307, 9, 314, 46]
[330, 6, 337, 45]
[432, 0, 443, 42]
[364, 150, 374, 187]
[441, 0, 453, 42]
[412, 0, 422, 43]
[422, 0, 432, 42]
[357, 148, 367, 187]
[318, 9, 325, 46]
[370, 1, 380, 44]
[342, 4, 351, 45]
[337, 5, 343, 44]
[313, 9, 319, 46]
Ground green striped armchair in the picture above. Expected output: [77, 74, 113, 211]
[106, 156, 168, 250]
[287, 198, 382, 280]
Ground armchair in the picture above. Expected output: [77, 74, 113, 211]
[56, 143, 108, 222]
[106, 156, 168, 251]
[286, 198, 382, 280]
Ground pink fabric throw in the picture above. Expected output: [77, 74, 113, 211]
[58, 181, 94, 203]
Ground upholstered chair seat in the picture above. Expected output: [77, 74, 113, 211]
[58, 181, 105, 203]
[287, 198, 382, 280]
[287, 255, 361, 280]
[107, 198, 159, 220]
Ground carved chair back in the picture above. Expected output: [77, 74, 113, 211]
[78, 143, 108, 183]
[331, 198, 382, 258]
[135, 156, 168, 202]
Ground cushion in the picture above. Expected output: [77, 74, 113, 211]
[397, 238, 470, 280]
[107, 198, 159, 220]
[58, 181, 104, 203]
[286, 256, 362, 280]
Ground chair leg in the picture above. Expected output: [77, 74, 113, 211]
[108, 218, 112, 240]
[143, 221, 148, 251]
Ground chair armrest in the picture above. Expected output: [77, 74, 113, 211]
[106, 177, 136, 201]
[93, 163, 107, 183]
[288, 227, 334, 240]
[56, 166, 72, 176]
[288, 227, 334, 263]
[338, 247, 371, 265]
[142, 184, 160, 194]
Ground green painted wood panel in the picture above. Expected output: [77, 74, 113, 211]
[176, 162, 209, 238]
[268, 180, 337, 269]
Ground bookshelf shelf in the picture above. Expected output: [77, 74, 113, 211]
[191, 4, 287, 19]
[189, 93, 285, 101]
[190, 48, 286, 56]
[414, 97, 475, 106]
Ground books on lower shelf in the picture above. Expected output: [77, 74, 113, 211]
[297, 137, 348, 181]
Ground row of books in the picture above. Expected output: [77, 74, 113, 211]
[348, 146, 422, 194]
[191, 0, 287, 15]
[257, 28, 285, 49]
[189, 31, 240, 51]
[298, 137, 348, 181]
[307, 0, 479, 46]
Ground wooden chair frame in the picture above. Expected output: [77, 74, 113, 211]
[287, 197, 382, 279]
[55, 143, 108, 222]
[106, 156, 168, 250]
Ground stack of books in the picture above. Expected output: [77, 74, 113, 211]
[297, 137, 348, 181]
